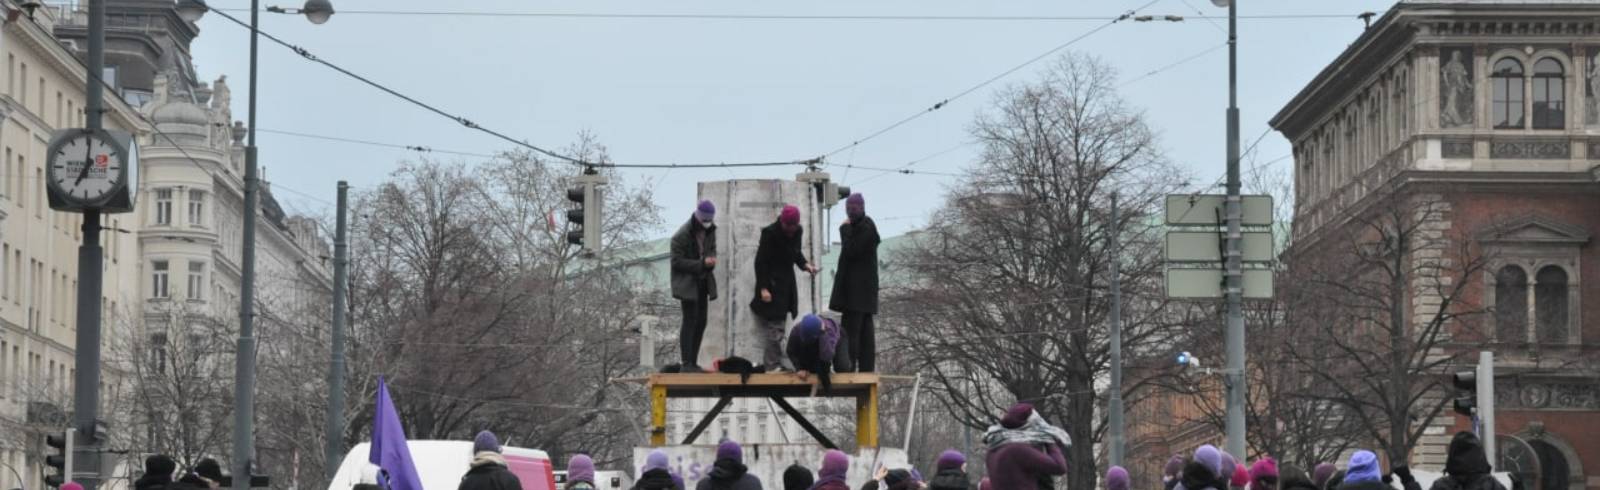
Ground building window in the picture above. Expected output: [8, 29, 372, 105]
[155, 189, 173, 225]
[1534, 266, 1567, 343]
[188, 190, 205, 227]
[1530, 58, 1564, 129]
[1492, 58, 1525, 129]
[151, 260, 169, 299]
[1494, 265, 1527, 342]
[187, 262, 205, 301]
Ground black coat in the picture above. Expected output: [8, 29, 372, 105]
[927, 469, 973, 490]
[671, 216, 719, 301]
[828, 216, 879, 314]
[750, 222, 809, 321]
[635, 469, 679, 490]
[696, 460, 764, 490]
[459, 457, 523, 490]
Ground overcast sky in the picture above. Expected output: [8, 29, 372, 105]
[188, 0, 1400, 240]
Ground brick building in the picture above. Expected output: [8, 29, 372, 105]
[1270, 2, 1600, 490]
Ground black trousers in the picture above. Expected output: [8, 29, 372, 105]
[841, 311, 876, 372]
[680, 291, 709, 366]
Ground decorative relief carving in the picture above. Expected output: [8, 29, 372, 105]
[1443, 140, 1474, 158]
[1491, 141, 1569, 159]
[1496, 381, 1600, 410]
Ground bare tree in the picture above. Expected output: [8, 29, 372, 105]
[884, 53, 1189, 490]
[105, 301, 239, 471]
[1284, 186, 1491, 466]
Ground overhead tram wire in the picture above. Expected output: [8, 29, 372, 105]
[202, 6, 813, 171]
[259, 129, 498, 158]
[235, 8, 1363, 22]
[818, 0, 1162, 161]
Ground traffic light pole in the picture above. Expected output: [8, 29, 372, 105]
[1222, 0, 1248, 460]
[1478, 351, 1494, 462]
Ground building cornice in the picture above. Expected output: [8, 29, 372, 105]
[2, 10, 148, 133]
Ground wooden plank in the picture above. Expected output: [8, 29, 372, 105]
[771, 397, 838, 449]
[646, 372, 882, 387]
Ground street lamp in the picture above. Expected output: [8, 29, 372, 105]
[169, 2, 333, 490]
[265, 0, 336, 25]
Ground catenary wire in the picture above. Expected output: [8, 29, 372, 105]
[258, 128, 499, 158]
[237, 8, 1364, 22]
[202, 6, 815, 170]
[819, 0, 1162, 160]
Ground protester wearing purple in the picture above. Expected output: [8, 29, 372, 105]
[697, 440, 763, 490]
[1312, 464, 1338, 490]
[459, 431, 523, 490]
[566, 455, 597, 490]
[830, 193, 879, 373]
[810, 450, 851, 490]
[1165, 454, 1187, 490]
[634, 450, 677, 490]
[983, 403, 1070, 490]
[671, 200, 719, 372]
[1107, 466, 1131, 490]
[928, 450, 972, 490]
[786, 314, 842, 393]
[1177, 445, 1225, 490]
[751, 204, 818, 371]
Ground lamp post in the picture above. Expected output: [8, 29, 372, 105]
[172, 2, 334, 489]
[1210, 0, 1247, 460]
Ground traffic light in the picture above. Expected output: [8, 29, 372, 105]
[565, 169, 607, 256]
[44, 428, 75, 488]
[1453, 369, 1477, 416]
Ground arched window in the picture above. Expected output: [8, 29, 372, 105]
[1495, 265, 1528, 342]
[1535, 266, 1568, 343]
[1531, 58, 1565, 129]
[1493, 58, 1526, 129]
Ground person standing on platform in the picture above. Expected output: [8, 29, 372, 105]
[751, 204, 819, 371]
[672, 200, 719, 372]
[828, 193, 879, 372]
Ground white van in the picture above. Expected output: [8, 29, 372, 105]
[328, 440, 556, 490]
[552, 470, 632, 489]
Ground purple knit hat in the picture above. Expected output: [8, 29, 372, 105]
[845, 193, 865, 218]
[1311, 463, 1337, 488]
[780, 205, 801, 229]
[717, 440, 743, 463]
[1165, 454, 1186, 481]
[1000, 403, 1034, 429]
[696, 200, 716, 223]
[1107, 466, 1131, 490]
[1195, 445, 1224, 479]
[936, 449, 966, 471]
[567, 455, 595, 483]
[819, 450, 850, 479]
[472, 430, 501, 453]
[644, 450, 670, 473]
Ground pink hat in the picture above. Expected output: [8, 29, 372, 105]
[1232, 463, 1251, 488]
[779, 205, 801, 227]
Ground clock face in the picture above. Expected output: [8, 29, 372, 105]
[49, 133, 124, 203]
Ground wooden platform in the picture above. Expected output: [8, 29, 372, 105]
[621, 372, 887, 449]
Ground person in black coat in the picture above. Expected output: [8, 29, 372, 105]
[671, 200, 719, 371]
[749, 204, 818, 371]
[1429, 432, 1507, 490]
[827, 192, 879, 372]
[460, 431, 523, 490]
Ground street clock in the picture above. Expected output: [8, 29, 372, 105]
[45, 128, 137, 213]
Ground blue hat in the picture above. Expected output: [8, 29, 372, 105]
[798, 314, 823, 340]
[472, 430, 501, 453]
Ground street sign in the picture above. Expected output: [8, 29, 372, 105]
[1165, 194, 1274, 226]
[1165, 269, 1274, 299]
[1166, 231, 1276, 262]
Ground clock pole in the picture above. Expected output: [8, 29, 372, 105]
[72, 0, 107, 488]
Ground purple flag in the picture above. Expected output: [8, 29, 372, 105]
[369, 377, 423, 490]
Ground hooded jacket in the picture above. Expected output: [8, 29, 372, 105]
[459, 452, 524, 490]
[671, 216, 719, 301]
[927, 468, 973, 490]
[634, 469, 679, 490]
[696, 459, 764, 490]
[1430, 433, 1506, 490]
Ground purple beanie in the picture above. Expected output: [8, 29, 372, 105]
[644, 450, 670, 473]
[567, 454, 595, 483]
[820, 449, 850, 479]
[846, 193, 864, 207]
[1219, 451, 1237, 477]
[1195, 445, 1224, 479]
[717, 440, 743, 463]
[798, 314, 822, 340]
[1165, 454, 1186, 481]
[671, 470, 685, 488]
[472, 430, 501, 453]
[936, 449, 966, 471]
[1312, 463, 1337, 488]
[780, 205, 801, 227]
[1000, 403, 1034, 429]
[1107, 466, 1131, 490]
[696, 200, 716, 222]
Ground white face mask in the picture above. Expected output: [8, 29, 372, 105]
[699, 217, 714, 227]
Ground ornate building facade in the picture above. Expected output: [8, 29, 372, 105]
[1271, 2, 1600, 490]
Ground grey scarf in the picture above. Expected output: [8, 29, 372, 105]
[982, 412, 1072, 450]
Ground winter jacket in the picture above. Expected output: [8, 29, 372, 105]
[460, 452, 524, 490]
[983, 442, 1067, 490]
[1177, 459, 1222, 490]
[697, 459, 764, 490]
[635, 468, 679, 490]
[749, 221, 809, 321]
[135, 478, 200, 490]
[927, 469, 973, 490]
[671, 216, 719, 301]
[1339, 481, 1391, 490]
[1430, 433, 1507, 490]
[809, 482, 851, 490]
[827, 216, 880, 314]
[786, 317, 840, 392]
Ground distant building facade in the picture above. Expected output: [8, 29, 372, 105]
[1271, 1, 1600, 489]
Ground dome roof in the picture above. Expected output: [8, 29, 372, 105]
[151, 100, 211, 126]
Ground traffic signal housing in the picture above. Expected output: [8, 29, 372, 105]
[44, 428, 75, 488]
[1452, 370, 1477, 416]
[565, 169, 607, 256]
